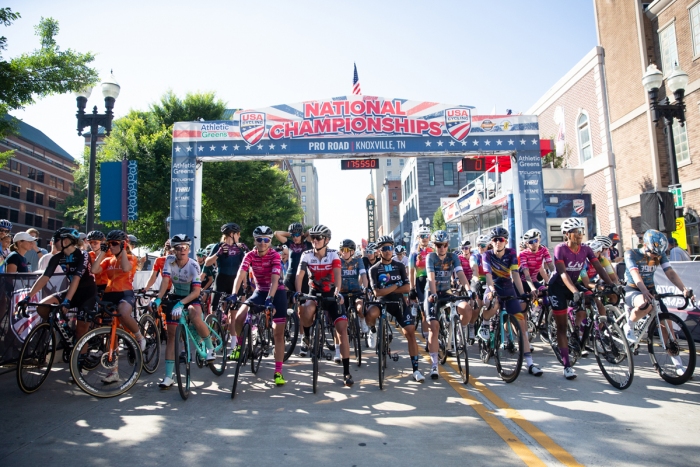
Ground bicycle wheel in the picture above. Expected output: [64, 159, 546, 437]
[17, 322, 56, 394]
[350, 310, 362, 366]
[139, 314, 160, 375]
[648, 312, 697, 385]
[70, 327, 143, 398]
[547, 311, 580, 367]
[204, 314, 226, 376]
[323, 311, 336, 351]
[251, 324, 264, 375]
[231, 322, 249, 399]
[377, 315, 386, 390]
[174, 324, 190, 400]
[593, 318, 633, 390]
[453, 318, 469, 384]
[437, 319, 448, 365]
[283, 308, 299, 362]
[312, 318, 321, 394]
[494, 314, 523, 383]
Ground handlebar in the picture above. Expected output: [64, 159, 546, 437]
[655, 293, 692, 310]
[15, 302, 63, 318]
[297, 294, 339, 304]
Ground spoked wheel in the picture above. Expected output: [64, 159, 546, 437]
[494, 314, 523, 383]
[526, 316, 537, 343]
[593, 318, 634, 390]
[231, 323, 249, 399]
[547, 312, 580, 367]
[538, 307, 552, 345]
[437, 321, 448, 365]
[17, 322, 56, 394]
[312, 319, 322, 394]
[350, 310, 362, 366]
[648, 312, 696, 385]
[204, 315, 226, 376]
[70, 327, 143, 398]
[454, 318, 469, 384]
[377, 315, 386, 390]
[323, 311, 336, 351]
[174, 324, 190, 400]
[283, 307, 299, 362]
[139, 314, 160, 374]
[250, 323, 264, 374]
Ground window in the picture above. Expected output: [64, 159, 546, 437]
[0, 182, 8, 196]
[302, 195, 307, 202]
[387, 159, 392, 166]
[25, 213, 34, 226]
[34, 215, 42, 228]
[301, 176, 306, 182]
[691, 4, 700, 57]
[9, 209, 18, 223]
[443, 162, 454, 186]
[49, 175, 57, 188]
[392, 205, 398, 215]
[387, 171, 392, 177]
[302, 205, 307, 212]
[11, 185, 20, 199]
[0, 207, 6, 219]
[26, 189, 34, 203]
[659, 23, 679, 76]
[400, 159, 405, 166]
[47, 218, 55, 230]
[35, 192, 43, 206]
[36, 171, 44, 183]
[577, 113, 593, 162]
[673, 120, 690, 164]
[9, 159, 21, 174]
[48, 196, 57, 209]
[301, 159, 305, 163]
[302, 185, 306, 192]
[55, 220, 62, 229]
[392, 192, 397, 201]
[301, 166, 306, 173]
[28, 169, 36, 180]
[429, 163, 435, 186]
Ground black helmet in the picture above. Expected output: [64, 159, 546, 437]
[288, 222, 303, 234]
[377, 235, 394, 246]
[340, 239, 356, 250]
[56, 228, 80, 244]
[489, 227, 509, 240]
[221, 222, 241, 234]
[127, 234, 139, 245]
[86, 230, 105, 241]
[170, 233, 191, 246]
[253, 225, 273, 237]
[461, 238, 471, 248]
[309, 224, 331, 238]
[106, 230, 127, 242]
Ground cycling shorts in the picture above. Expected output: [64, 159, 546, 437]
[623, 285, 654, 310]
[370, 299, 413, 328]
[56, 285, 97, 321]
[245, 289, 287, 321]
[415, 277, 427, 302]
[547, 276, 587, 314]
[102, 290, 136, 310]
[163, 295, 201, 325]
[309, 290, 347, 324]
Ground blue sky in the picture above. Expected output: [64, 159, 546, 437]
[5, 0, 597, 244]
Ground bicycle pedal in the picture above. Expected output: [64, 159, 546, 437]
[391, 353, 399, 362]
[325, 352, 332, 361]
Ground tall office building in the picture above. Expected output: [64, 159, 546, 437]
[288, 159, 320, 226]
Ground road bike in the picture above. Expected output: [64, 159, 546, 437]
[434, 293, 471, 384]
[365, 299, 401, 390]
[341, 292, 364, 366]
[294, 294, 339, 394]
[477, 295, 525, 383]
[133, 291, 162, 374]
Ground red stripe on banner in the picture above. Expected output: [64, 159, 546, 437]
[472, 115, 510, 122]
[267, 115, 294, 123]
[173, 130, 202, 138]
[406, 102, 438, 116]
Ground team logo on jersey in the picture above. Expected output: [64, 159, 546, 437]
[240, 112, 266, 145]
[573, 199, 585, 215]
[445, 108, 472, 141]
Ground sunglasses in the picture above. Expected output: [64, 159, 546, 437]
[255, 237, 271, 243]
[340, 247, 354, 253]
[292, 232, 301, 237]
[174, 245, 189, 252]
[528, 238, 539, 244]
[567, 229, 584, 235]
[419, 234, 430, 239]
[461, 246, 470, 249]
[380, 245, 394, 252]
[310, 235, 325, 241]
[109, 241, 121, 247]
[478, 244, 488, 248]
[435, 243, 448, 249]
[0, 229, 9, 234]
[492, 237, 507, 243]
[366, 250, 375, 255]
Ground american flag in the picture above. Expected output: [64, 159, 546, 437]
[352, 63, 361, 95]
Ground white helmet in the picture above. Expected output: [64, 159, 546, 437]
[522, 228, 542, 241]
[417, 226, 431, 237]
[585, 240, 604, 254]
[561, 217, 584, 234]
[594, 235, 613, 249]
[476, 234, 490, 245]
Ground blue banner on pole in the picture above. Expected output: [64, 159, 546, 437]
[100, 160, 138, 222]
[127, 160, 138, 221]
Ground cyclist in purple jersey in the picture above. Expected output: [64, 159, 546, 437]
[548, 218, 613, 380]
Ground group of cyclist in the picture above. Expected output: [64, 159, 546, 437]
[8, 210, 695, 392]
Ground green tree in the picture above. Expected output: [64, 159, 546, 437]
[0, 9, 98, 167]
[433, 206, 446, 231]
[541, 136, 567, 168]
[61, 91, 303, 248]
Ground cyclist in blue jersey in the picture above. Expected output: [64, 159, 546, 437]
[339, 239, 369, 337]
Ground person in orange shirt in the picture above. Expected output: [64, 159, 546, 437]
[91, 230, 144, 384]
[144, 239, 173, 292]
[86, 230, 111, 295]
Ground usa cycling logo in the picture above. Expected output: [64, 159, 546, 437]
[240, 112, 266, 145]
[445, 108, 472, 142]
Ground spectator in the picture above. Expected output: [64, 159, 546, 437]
[668, 237, 691, 262]
[608, 232, 622, 263]
[0, 219, 11, 272]
[23, 228, 47, 272]
[37, 233, 61, 271]
[5, 232, 36, 273]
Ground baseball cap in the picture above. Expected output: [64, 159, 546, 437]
[14, 232, 37, 243]
[608, 232, 620, 243]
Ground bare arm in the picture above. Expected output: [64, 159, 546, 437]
[274, 231, 290, 244]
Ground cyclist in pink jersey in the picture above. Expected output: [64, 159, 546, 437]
[519, 228, 554, 293]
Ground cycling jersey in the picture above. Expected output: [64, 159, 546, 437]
[409, 246, 434, 278]
[580, 255, 615, 281]
[623, 248, 671, 290]
[362, 256, 379, 273]
[470, 251, 487, 281]
[211, 242, 247, 276]
[369, 260, 408, 303]
[299, 249, 341, 293]
[340, 256, 366, 293]
[394, 255, 409, 268]
[457, 254, 473, 282]
[162, 255, 202, 296]
[42, 249, 95, 289]
[89, 250, 111, 286]
[552, 243, 598, 284]
[202, 264, 216, 283]
[426, 252, 462, 293]
[100, 253, 138, 293]
[240, 248, 284, 292]
[153, 256, 173, 290]
[519, 246, 553, 277]
[482, 249, 519, 287]
[285, 239, 312, 276]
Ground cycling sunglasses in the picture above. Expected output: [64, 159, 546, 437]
[340, 247, 354, 253]
[528, 238, 539, 244]
[419, 234, 430, 239]
[492, 237, 507, 243]
[380, 245, 394, 252]
[255, 237, 271, 243]
[108, 241, 122, 247]
[173, 245, 189, 252]
[566, 229, 584, 235]
[292, 232, 301, 237]
[310, 235, 326, 241]
[478, 244, 488, 248]
[0, 228, 9, 234]
[434, 243, 449, 249]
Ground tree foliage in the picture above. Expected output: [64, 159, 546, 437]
[60, 91, 303, 249]
[0, 9, 98, 167]
[432, 206, 446, 232]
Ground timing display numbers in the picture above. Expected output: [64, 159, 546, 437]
[340, 159, 379, 170]
[457, 157, 485, 172]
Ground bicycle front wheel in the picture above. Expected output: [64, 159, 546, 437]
[454, 318, 469, 384]
[547, 311, 580, 367]
[283, 308, 299, 362]
[174, 324, 191, 400]
[231, 322, 249, 400]
[494, 314, 523, 383]
[204, 314, 227, 376]
[438, 318, 448, 365]
[323, 311, 336, 351]
[312, 319, 321, 394]
[70, 327, 143, 398]
[377, 315, 386, 390]
[251, 324, 264, 375]
[593, 319, 633, 390]
[139, 314, 160, 374]
[648, 312, 697, 385]
[17, 322, 56, 394]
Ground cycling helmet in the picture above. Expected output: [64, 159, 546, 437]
[561, 218, 584, 234]
[377, 235, 394, 246]
[196, 248, 207, 257]
[594, 235, 613, 249]
[522, 228, 542, 241]
[253, 225, 273, 237]
[417, 226, 431, 237]
[221, 222, 241, 234]
[366, 242, 377, 253]
[0, 219, 12, 230]
[489, 226, 509, 240]
[431, 230, 449, 244]
[288, 222, 303, 234]
[519, 240, 528, 250]
[643, 229, 668, 255]
[309, 224, 331, 238]
[56, 227, 80, 242]
[78, 232, 87, 241]
[127, 234, 139, 245]
[395, 245, 406, 254]
[86, 230, 105, 241]
[340, 239, 356, 250]
[170, 233, 191, 246]
[461, 238, 471, 248]
[585, 239, 604, 254]
[476, 234, 490, 245]
[106, 230, 127, 242]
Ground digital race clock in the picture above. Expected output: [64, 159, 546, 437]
[340, 159, 379, 170]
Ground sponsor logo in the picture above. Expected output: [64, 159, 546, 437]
[200, 122, 231, 138]
[240, 112, 266, 145]
[501, 120, 513, 131]
[573, 199, 585, 215]
[480, 119, 495, 131]
[445, 108, 472, 141]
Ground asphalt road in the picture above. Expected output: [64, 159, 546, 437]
[0, 325, 698, 467]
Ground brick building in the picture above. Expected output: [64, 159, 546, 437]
[1, 116, 77, 247]
[378, 176, 401, 237]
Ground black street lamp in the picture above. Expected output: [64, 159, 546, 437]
[642, 63, 689, 217]
[75, 72, 121, 232]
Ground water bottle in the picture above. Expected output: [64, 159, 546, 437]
[410, 304, 417, 318]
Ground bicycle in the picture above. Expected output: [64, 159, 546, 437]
[613, 292, 696, 385]
[434, 293, 471, 384]
[283, 299, 299, 362]
[477, 294, 525, 383]
[547, 299, 583, 368]
[134, 291, 162, 375]
[341, 292, 364, 366]
[526, 288, 552, 345]
[365, 299, 401, 390]
[69, 299, 143, 398]
[173, 301, 226, 400]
